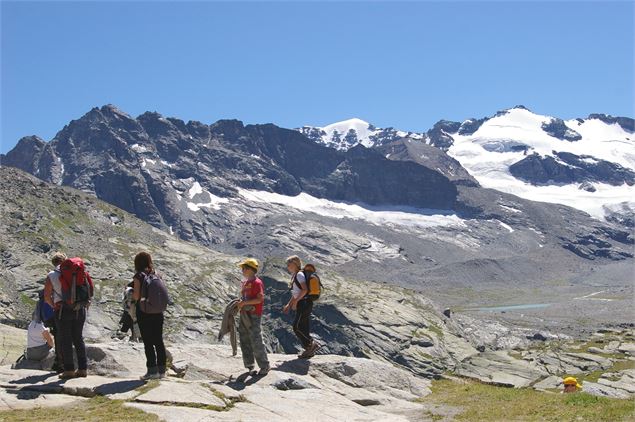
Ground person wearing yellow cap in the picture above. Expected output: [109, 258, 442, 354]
[236, 258, 270, 375]
[563, 376, 582, 393]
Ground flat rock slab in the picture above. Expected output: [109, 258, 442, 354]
[62, 376, 146, 399]
[0, 367, 145, 400]
[127, 400, 281, 422]
[618, 343, 635, 355]
[583, 381, 632, 399]
[243, 387, 410, 421]
[532, 375, 562, 391]
[0, 324, 26, 366]
[135, 380, 227, 408]
[455, 351, 547, 388]
[0, 388, 86, 410]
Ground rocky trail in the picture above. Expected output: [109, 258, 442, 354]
[0, 339, 442, 421]
[1, 324, 634, 421]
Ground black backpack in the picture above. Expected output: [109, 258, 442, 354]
[139, 272, 169, 314]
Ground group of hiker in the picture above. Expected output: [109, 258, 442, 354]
[19, 251, 323, 381]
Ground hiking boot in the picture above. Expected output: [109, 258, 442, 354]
[75, 369, 88, 378]
[304, 341, 321, 359]
[140, 367, 160, 380]
[113, 331, 127, 340]
[140, 372, 161, 380]
[257, 365, 271, 376]
[59, 370, 78, 380]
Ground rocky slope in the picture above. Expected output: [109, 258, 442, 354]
[1, 170, 634, 421]
[1, 106, 633, 336]
[9, 165, 628, 385]
[3, 166, 545, 379]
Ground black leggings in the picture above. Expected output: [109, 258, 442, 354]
[293, 299, 313, 349]
[55, 307, 87, 371]
[136, 309, 166, 370]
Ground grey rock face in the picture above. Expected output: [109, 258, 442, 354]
[541, 118, 582, 141]
[509, 152, 635, 186]
[376, 139, 479, 186]
[587, 114, 634, 133]
[1, 105, 458, 241]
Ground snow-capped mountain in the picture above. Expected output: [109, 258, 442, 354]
[297, 118, 425, 150]
[302, 107, 635, 225]
[445, 107, 635, 223]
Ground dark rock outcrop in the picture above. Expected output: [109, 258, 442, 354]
[587, 114, 634, 133]
[509, 152, 635, 186]
[541, 118, 582, 141]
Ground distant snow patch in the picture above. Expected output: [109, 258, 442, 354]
[185, 180, 228, 211]
[498, 221, 515, 233]
[130, 144, 149, 153]
[238, 189, 465, 228]
[499, 204, 522, 214]
[188, 181, 204, 199]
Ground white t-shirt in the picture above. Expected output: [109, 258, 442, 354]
[291, 272, 306, 299]
[47, 267, 63, 304]
[27, 321, 49, 349]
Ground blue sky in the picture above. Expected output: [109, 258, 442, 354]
[1, 1, 633, 153]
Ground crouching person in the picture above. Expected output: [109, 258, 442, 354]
[25, 312, 55, 364]
[237, 258, 270, 375]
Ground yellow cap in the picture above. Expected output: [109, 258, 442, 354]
[563, 377, 582, 388]
[238, 258, 259, 271]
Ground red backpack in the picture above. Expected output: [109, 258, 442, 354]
[58, 257, 94, 310]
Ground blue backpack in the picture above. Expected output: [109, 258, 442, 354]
[38, 290, 55, 322]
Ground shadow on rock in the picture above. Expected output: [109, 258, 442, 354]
[274, 359, 310, 376]
[224, 371, 267, 391]
[8, 373, 56, 385]
[94, 379, 146, 395]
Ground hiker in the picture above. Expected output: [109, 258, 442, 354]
[116, 282, 140, 342]
[24, 296, 55, 363]
[132, 252, 169, 380]
[35, 288, 62, 372]
[42, 254, 66, 372]
[563, 376, 582, 393]
[236, 258, 270, 375]
[283, 256, 320, 358]
[43, 252, 94, 379]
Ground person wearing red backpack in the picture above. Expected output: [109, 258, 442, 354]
[43, 252, 94, 379]
[132, 252, 169, 380]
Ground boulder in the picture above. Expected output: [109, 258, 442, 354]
[455, 351, 548, 388]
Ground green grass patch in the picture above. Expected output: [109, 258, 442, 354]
[581, 359, 635, 383]
[19, 293, 36, 308]
[134, 379, 159, 396]
[508, 351, 523, 360]
[418, 379, 635, 421]
[0, 396, 159, 421]
[426, 322, 444, 339]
